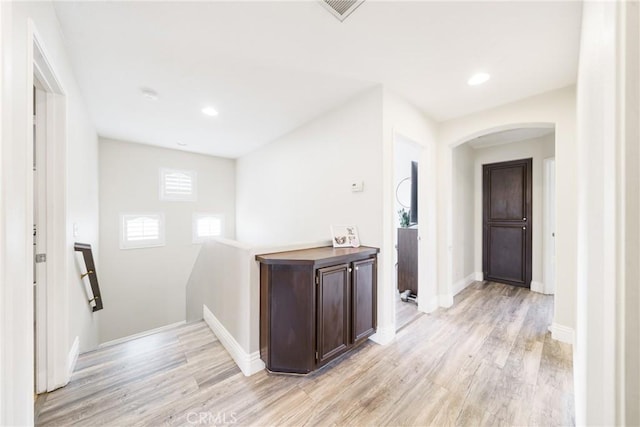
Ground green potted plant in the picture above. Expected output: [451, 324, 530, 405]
[398, 208, 410, 228]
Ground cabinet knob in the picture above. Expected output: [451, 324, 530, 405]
[355, 266, 359, 271]
[348, 268, 352, 273]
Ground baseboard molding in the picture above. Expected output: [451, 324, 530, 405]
[203, 304, 264, 376]
[67, 336, 80, 380]
[531, 281, 545, 294]
[99, 320, 186, 349]
[453, 272, 478, 296]
[369, 324, 395, 345]
[550, 323, 574, 345]
[439, 294, 454, 308]
[474, 272, 484, 281]
[419, 295, 439, 313]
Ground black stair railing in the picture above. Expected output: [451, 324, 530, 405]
[74, 242, 103, 311]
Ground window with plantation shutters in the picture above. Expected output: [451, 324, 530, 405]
[192, 213, 224, 243]
[120, 213, 165, 249]
[159, 168, 197, 201]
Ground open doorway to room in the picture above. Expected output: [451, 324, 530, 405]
[451, 126, 556, 300]
[393, 134, 422, 330]
[30, 28, 70, 398]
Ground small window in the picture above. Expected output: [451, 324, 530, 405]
[159, 168, 197, 201]
[120, 213, 165, 249]
[193, 213, 224, 243]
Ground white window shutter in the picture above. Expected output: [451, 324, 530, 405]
[120, 213, 165, 249]
[193, 213, 224, 243]
[160, 168, 197, 201]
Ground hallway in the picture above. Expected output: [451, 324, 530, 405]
[36, 282, 574, 426]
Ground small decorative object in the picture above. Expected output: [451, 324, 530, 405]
[331, 225, 360, 248]
[398, 208, 410, 228]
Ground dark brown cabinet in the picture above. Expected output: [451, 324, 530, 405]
[397, 227, 418, 294]
[257, 246, 379, 374]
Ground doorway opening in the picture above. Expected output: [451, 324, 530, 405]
[450, 126, 556, 296]
[29, 24, 70, 395]
[393, 134, 421, 331]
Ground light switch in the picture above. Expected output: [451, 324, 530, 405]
[351, 181, 364, 192]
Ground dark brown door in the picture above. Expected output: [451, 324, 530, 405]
[352, 258, 377, 344]
[316, 264, 350, 366]
[483, 158, 532, 288]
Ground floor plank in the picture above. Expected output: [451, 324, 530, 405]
[35, 282, 574, 426]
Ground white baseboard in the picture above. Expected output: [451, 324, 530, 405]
[369, 324, 395, 345]
[453, 272, 478, 296]
[67, 336, 80, 380]
[419, 295, 439, 313]
[98, 320, 186, 349]
[531, 281, 545, 294]
[203, 304, 264, 376]
[439, 294, 454, 308]
[550, 323, 574, 345]
[474, 272, 484, 281]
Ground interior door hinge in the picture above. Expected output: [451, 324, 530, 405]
[35, 253, 46, 263]
[315, 351, 318, 360]
[315, 276, 319, 285]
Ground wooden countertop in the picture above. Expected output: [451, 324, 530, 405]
[256, 246, 379, 265]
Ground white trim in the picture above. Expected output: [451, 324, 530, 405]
[439, 294, 454, 308]
[98, 320, 186, 349]
[0, 1, 6, 422]
[66, 336, 79, 379]
[29, 20, 70, 394]
[531, 281, 547, 294]
[203, 305, 264, 376]
[418, 295, 439, 314]
[452, 272, 477, 296]
[543, 157, 556, 295]
[369, 324, 395, 345]
[474, 271, 484, 281]
[550, 323, 574, 345]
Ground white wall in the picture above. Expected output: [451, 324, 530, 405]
[99, 138, 235, 343]
[472, 134, 555, 291]
[236, 87, 383, 247]
[383, 89, 439, 324]
[451, 143, 475, 285]
[575, 1, 640, 425]
[438, 87, 576, 339]
[0, 1, 99, 424]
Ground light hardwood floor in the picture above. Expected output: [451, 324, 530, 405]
[36, 281, 574, 426]
[396, 297, 421, 331]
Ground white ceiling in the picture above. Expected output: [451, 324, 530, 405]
[52, 1, 582, 158]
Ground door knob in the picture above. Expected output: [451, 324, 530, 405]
[523, 217, 527, 221]
[522, 227, 526, 230]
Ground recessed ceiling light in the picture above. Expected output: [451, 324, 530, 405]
[140, 88, 159, 101]
[467, 72, 490, 86]
[201, 107, 218, 117]
[177, 141, 187, 146]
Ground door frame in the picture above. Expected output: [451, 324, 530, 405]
[28, 21, 70, 393]
[482, 157, 533, 288]
[543, 157, 556, 294]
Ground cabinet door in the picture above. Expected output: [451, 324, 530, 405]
[397, 228, 418, 294]
[316, 264, 350, 366]
[352, 258, 377, 344]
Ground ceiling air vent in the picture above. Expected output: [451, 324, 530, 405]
[320, 0, 365, 22]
